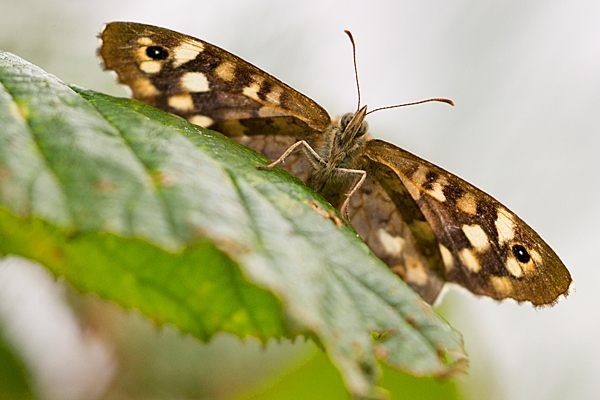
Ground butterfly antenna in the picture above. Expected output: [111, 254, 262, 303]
[367, 97, 454, 115]
[344, 30, 361, 111]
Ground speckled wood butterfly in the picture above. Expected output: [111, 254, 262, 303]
[99, 22, 572, 306]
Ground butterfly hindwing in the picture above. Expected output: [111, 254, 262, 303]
[363, 139, 571, 305]
[348, 161, 446, 303]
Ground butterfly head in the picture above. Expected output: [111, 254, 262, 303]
[339, 105, 369, 143]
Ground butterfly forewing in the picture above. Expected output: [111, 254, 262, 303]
[363, 140, 571, 305]
[99, 22, 331, 138]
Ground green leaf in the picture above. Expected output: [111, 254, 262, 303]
[0, 51, 467, 399]
[235, 347, 460, 400]
[0, 325, 35, 400]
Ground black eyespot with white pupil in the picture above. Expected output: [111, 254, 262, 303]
[512, 244, 531, 263]
[146, 46, 169, 60]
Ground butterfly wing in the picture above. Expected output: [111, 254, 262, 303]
[361, 139, 572, 305]
[348, 165, 447, 304]
[99, 22, 331, 141]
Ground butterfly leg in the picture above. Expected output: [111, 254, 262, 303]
[256, 140, 327, 170]
[337, 168, 367, 220]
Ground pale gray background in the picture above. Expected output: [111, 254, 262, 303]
[0, 1, 598, 399]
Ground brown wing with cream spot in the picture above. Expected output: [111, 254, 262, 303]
[347, 161, 447, 304]
[99, 22, 332, 140]
[363, 139, 572, 306]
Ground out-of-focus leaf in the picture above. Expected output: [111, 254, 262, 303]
[234, 347, 460, 400]
[0, 321, 35, 400]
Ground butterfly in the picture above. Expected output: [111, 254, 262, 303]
[99, 22, 572, 306]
